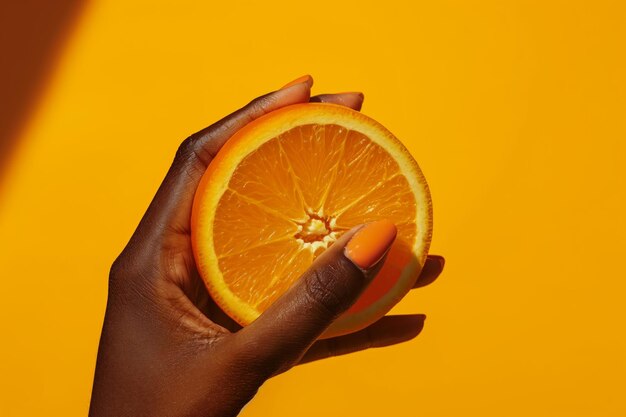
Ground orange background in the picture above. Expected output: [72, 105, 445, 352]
[1, 1, 625, 416]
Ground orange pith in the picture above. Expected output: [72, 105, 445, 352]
[192, 103, 432, 338]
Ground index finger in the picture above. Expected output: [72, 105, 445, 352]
[136, 75, 314, 238]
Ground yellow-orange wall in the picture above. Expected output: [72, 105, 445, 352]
[0, 1, 624, 416]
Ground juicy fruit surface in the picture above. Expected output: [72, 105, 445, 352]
[193, 104, 431, 337]
[215, 125, 416, 309]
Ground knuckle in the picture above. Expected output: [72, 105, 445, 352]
[303, 265, 349, 319]
[108, 250, 151, 290]
[247, 93, 276, 116]
[177, 135, 213, 167]
[249, 93, 273, 109]
[175, 136, 196, 162]
[108, 254, 126, 284]
[108, 254, 129, 296]
[107, 251, 160, 307]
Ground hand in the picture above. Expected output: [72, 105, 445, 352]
[89, 76, 445, 417]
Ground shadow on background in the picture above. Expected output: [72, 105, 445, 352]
[0, 0, 86, 182]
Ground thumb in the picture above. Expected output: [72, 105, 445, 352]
[233, 219, 397, 375]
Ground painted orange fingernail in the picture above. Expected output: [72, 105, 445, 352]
[344, 219, 397, 269]
[280, 74, 313, 89]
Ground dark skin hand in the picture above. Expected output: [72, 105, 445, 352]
[89, 76, 445, 417]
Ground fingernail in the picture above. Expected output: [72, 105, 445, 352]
[336, 91, 364, 100]
[337, 92, 365, 109]
[280, 74, 313, 90]
[344, 219, 397, 269]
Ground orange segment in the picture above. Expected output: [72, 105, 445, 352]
[191, 103, 432, 338]
[212, 189, 297, 258]
[324, 129, 404, 216]
[227, 138, 307, 222]
[277, 124, 349, 212]
[334, 173, 417, 228]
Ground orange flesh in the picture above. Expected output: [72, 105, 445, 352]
[213, 123, 417, 315]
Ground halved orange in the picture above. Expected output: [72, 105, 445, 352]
[191, 103, 432, 338]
